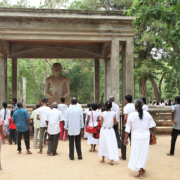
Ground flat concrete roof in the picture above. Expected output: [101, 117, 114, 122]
[0, 7, 135, 21]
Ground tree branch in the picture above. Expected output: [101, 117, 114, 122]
[57, 0, 63, 9]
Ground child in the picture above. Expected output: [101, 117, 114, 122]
[9, 111, 16, 145]
[0, 118, 5, 170]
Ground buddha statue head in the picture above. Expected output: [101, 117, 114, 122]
[52, 63, 62, 78]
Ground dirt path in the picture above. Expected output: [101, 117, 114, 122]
[0, 135, 180, 180]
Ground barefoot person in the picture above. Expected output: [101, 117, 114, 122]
[46, 102, 64, 156]
[65, 97, 84, 160]
[86, 103, 100, 152]
[31, 103, 40, 148]
[12, 101, 32, 154]
[0, 117, 5, 171]
[124, 99, 156, 179]
[167, 96, 180, 156]
[36, 98, 51, 154]
[98, 101, 119, 165]
[58, 97, 68, 141]
[121, 95, 135, 160]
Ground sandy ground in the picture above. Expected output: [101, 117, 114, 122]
[0, 135, 180, 180]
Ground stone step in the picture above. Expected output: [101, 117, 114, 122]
[156, 121, 173, 126]
[156, 126, 172, 134]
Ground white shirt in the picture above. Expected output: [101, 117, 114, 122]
[46, 108, 64, 135]
[36, 106, 51, 127]
[123, 103, 135, 126]
[160, 103, 165, 106]
[31, 109, 40, 129]
[87, 111, 100, 127]
[125, 111, 156, 139]
[58, 104, 68, 120]
[142, 104, 149, 111]
[111, 102, 120, 122]
[65, 105, 84, 136]
[101, 111, 116, 127]
[0, 108, 11, 125]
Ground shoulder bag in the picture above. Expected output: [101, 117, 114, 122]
[86, 111, 94, 133]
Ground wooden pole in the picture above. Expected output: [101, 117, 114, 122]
[23, 77, 26, 109]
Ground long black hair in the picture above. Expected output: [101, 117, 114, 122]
[2, 102, 7, 120]
[135, 99, 143, 120]
[168, 99, 171, 106]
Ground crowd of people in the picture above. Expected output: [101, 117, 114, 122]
[0, 95, 180, 179]
[148, 99, 175, 106]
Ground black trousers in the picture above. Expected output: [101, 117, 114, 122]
[17, 130, 30, 151]
[69, 134, 82, 160]
[9, 129, 17, 144]
[47, 133, 60, 156]
[170, 128, 180, 155]
[121, 126, 131, 160]
[113, 124, 122, 148]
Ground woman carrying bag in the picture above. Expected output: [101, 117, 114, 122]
[98, 101, 119, 165]
[86, 103, 100, 152]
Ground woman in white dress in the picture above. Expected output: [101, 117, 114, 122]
[98, 101, 119, 165]
[141, 97, 149, 111]
[86, 103, 100, 152]
[124, 99, 156, 179]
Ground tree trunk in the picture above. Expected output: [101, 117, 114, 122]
[150, 72, 166, 103]
[58, 0, 63, 9]
[51, 0, 56, 8]
[150, 79, 161, 103]
[139, 77, 147, 98]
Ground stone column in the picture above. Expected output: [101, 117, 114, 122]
[12, 58, 18, 99]
[0, 56, 7, 109]
[104, 58, 111, 101]
[94, 58, 100, 103]
[111, 39, 120, 105]
[122, 38, 134, 109]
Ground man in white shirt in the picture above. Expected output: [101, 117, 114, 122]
[109, 96, 121, 148]
[46, 102, 64, 156]
[65, 97, 84, 160]
[36, 98, 51, 154]
[31, 103, 41, 148]
[121, 95, 135, 160]
[58, 97, 68, 140]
